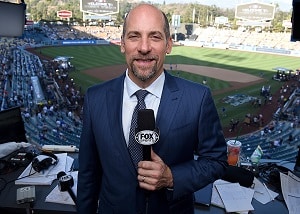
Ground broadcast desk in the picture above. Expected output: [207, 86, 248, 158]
[195, 198, 288, 214]
[0, 165, 76, 214]
[0, 157, 290, 214]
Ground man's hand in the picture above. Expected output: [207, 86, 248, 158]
[137, 149, 173, 191]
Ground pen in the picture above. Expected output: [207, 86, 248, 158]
[288, 194, 300, 198]
[263, 183, 274, 201]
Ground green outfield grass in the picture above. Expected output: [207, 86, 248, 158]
[38, 45, 299, 128]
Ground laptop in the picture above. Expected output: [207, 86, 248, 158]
[0, 107, 27, 144]
[194, 183, 213, 206]
[0, 1, 25, 37]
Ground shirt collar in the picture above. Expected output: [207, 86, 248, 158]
[125, 69, 165, 99]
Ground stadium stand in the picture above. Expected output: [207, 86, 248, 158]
[182, 27, 300, 56]
[1, 24, 300, 164]
[0, 36, 82, 148]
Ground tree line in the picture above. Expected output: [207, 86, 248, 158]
[26, 0, 292, 32]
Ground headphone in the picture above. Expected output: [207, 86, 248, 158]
[31, 152, 58, 173]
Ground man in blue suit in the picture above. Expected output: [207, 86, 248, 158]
[77, 3, 227, 214]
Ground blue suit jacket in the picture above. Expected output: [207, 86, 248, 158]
[77, 71, 227, 214]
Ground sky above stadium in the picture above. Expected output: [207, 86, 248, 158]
[151, 0, 292, 11]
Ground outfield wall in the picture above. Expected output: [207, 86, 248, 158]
[179, 40, 300, 57]
[26, 38, 300, 58]
[53, 39, 110, 45]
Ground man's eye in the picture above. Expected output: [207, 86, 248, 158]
[128, 35, 138, 39]
[151, 34, 163, 40]
[152, 36, 162, 41]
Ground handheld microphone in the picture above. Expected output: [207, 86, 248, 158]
[57, 171, 77, 205]
[135, 109, 159, 161]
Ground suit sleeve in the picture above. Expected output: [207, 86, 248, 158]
[77, 89, 102, 213]
[170, 87, 228, 200]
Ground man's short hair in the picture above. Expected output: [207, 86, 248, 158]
[122, 4, 170, 41]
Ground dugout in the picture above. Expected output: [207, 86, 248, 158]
[272, 67, 295, 81]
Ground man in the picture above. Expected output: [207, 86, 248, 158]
[77, 3, 227, 214]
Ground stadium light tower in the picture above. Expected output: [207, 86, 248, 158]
[171, 14, 180, 41]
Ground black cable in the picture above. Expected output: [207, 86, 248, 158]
[0, 159, 19, 175]
[25, 202, 34, 214]
[67, 187, 77, 206]
[0, 165, 37, 195]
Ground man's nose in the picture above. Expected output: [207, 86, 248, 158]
[137, 38, 151, 53]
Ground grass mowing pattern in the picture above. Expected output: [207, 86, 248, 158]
[38, 45, 299, 128]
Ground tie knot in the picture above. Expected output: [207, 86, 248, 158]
[135, 89, 149, 102]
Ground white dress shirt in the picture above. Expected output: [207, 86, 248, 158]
[122, 70, 165, 145]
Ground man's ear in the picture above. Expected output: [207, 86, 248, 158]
[120, 46, 125, 53]
[166, 38, 173, 54]
[120, 37, 125, 53]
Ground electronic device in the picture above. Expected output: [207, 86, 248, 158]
[292, 0, 300, 41]
[0, 106, 27, 144]
[16, 186, 35, 204]
[31, 152, 58, 173]
[194, 183, 213, 206]
[57, 171, 77, 205]
[0, 149, 34, 174]
[259, 163, 291, 193]
[0, 1, 26, 37]
[10, 152, 33, 166]
[136, 109, 159, 161]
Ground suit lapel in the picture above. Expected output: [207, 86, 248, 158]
[106, 74, 137, 176]
[155, 72, 182, 154]
[104, 72, 182, 175]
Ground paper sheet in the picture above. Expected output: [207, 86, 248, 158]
[211, 179, 228, 208]
[253, 177, 278, 204]
[212, 179, 254, 214]
[280, 172, 300, 214]
[215, 182, 254, 213]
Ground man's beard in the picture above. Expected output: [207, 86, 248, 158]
[130, 57, 158, 82]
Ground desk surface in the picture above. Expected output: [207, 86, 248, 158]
[0, 156, 290, 214]
[0, 166, 76, 214]
[195, 198, 288, 214]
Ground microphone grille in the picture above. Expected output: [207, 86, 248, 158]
[137, 109, 155, 131]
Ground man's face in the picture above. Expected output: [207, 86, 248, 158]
[121, 5, 172, 87]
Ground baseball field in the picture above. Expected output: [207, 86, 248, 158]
[34, 44, 300, 136]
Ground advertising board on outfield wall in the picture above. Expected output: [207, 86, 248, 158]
[57, 10, 72, 19]
[80, 0, 119, 16]
[235, 2, 275, 21]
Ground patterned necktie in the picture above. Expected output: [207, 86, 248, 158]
[128, 89, 149, 168]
